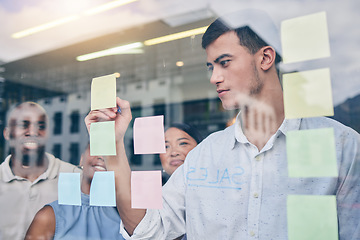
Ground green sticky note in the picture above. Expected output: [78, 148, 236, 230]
[287, 195, 338, 240]
[286, 128, 338, 177]
[283, 68, 334, 119]
[91, 73, 116, 110]
[281, 11, 330, 63]
[90, 121, 116, 156]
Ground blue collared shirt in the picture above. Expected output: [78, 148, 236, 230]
[121, 116, 360, 240]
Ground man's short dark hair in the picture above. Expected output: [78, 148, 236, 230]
[202, 18, 281, 64]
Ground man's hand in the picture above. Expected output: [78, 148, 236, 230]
[235, 93, 277, 150]
[84, 97, 132, 140]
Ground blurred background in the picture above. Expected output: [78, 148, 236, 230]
[0, 0, 359, 171]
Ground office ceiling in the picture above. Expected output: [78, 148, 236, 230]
[1, 0, 359, 106]
[0, 0, 215, 63]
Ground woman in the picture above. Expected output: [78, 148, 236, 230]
[160, 123, 202, 240]
[25, 145, 125, 240]
[160, 123, 203, 176]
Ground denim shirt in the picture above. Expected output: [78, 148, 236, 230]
[50, 192, 125, 240]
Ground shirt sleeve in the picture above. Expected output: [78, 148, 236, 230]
[336, 128, 360, 240]
[119, 163, 187, 240]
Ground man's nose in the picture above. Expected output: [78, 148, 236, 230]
[26, 123, 39, 136]
[209, 68, 224, 85]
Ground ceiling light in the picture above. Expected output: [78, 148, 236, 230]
[11, 0, 138, 39]
[176, 61, 184, 67]
[83, 0, 138, 16]
[76, 42, 143, 61]
[12, 15, 80, 39]
[143, 26, 208, 46]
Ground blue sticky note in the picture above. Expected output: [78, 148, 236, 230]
[58, 172, 81, 206]
[90, 171, 116, 206]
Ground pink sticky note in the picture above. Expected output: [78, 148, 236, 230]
[133, 115, 166, 154]
[131, 171, 162, 209]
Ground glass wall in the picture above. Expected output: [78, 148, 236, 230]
[0, 1, 359, 239]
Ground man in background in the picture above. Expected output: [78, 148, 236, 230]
[0, 101, 81, 240]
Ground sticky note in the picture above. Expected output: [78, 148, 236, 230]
[90, 171, 116, 206]
[58, 173, 81, 206]
[281, 11, 330, 63]
[90, 121, 116, 156]
[133, 115, 166, 154]
[131, 171, 162, 209]
[91, 73, 117, 110]
[287, 195, 338, 240]
[286, 128, 338, 177]
[283, 68, 334, 119]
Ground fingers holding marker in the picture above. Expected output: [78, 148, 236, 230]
[113, 97, 132, 139]
[84, 97, 132, 138]
[116, 97, 132, 120]
[85, 108, 117, 132]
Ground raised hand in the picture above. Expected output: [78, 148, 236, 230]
[84, 97, 132, 140]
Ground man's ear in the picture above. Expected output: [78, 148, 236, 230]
[3, 127, 10, 141]
[260, 46, 276, 71]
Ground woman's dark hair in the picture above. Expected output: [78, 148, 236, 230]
[167, 123, 203, 144]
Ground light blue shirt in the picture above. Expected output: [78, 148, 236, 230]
[50, 192, 125, 240]
[120, 116, 360, 240]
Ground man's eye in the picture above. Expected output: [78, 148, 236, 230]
[21, 122, 30, 129]
[207, 65, 213, 71]
[37, 121, 46, 130]
[220, 60, 230, 67]
[38, 124, 46, 130]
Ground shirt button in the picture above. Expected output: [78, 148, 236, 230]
[253, 192, 259, 198]
[255, 156, 261, 161]
[250, 231, 255, 236]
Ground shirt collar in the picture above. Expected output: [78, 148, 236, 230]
[234, 111, 247, 145]
[0, 153, 56, 183]
[1, 155, 16, 182]
[233, 111, 302, 148]
[38, 152, 57, 181]
[278, 118, 302, 136]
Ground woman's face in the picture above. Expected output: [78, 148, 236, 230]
[81, 147, 107, 182]
[160, 127, 198, 175]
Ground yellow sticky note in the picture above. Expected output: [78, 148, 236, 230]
[91, 73, 116, 110]
[287, 195, 338, 240]
[281, 11, 330, 63]
[90, 121, 116, 156]
[283, 68, 334, 119]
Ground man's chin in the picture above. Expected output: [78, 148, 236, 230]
[22, 148, 41, 155]
[221, 102, 240, 111]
